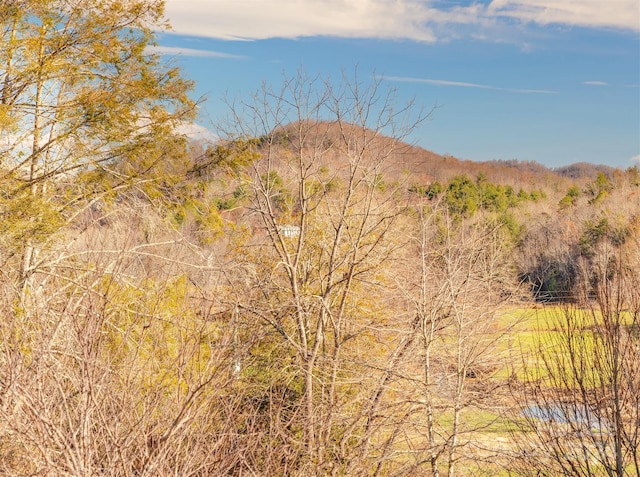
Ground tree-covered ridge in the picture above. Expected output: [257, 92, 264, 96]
[409, 172, 546, 217]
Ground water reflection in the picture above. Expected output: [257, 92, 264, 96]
[522, 403, 608, 432]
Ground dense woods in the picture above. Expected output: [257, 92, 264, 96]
[1, 1, 639, 475]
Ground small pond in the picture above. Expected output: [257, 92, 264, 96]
[521, 403, 608, 432]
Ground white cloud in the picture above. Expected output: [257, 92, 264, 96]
[487, 0, 640, 31]
[631, 154, 640, 164]
[384, 75, 557, 93]
[385, 76, 494, 89]
[162, 0, 639, 42]
[582, 81, 608, 86]
[163, 0, 436, 41]
[174, 122, 218, 144]
[145, 45, 244, 59]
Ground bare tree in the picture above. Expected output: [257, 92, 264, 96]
[0, 207, 262, 476]
[394, 203, 522, 476]
[512, 228, 640, 476]
[216, 69, 433, 474]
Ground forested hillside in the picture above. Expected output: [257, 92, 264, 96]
[1, 2, 639, 475]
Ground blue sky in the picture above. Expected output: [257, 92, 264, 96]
[157, 0, 640, 169]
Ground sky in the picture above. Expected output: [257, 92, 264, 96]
[156, 0, 640, 169]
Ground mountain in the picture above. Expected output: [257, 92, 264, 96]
[259, 120, 616, 189]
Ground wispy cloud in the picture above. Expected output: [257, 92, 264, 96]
[510, 88, 557, 94]
[631, 154, 640, 164]
[386, 76, 494, 89]
[582, 81, 608, 86]
[384, 75, 557, 94]
[145, 45, 245, 59]
[487, 0, 640, 31]
[163, 0, 640, 42]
